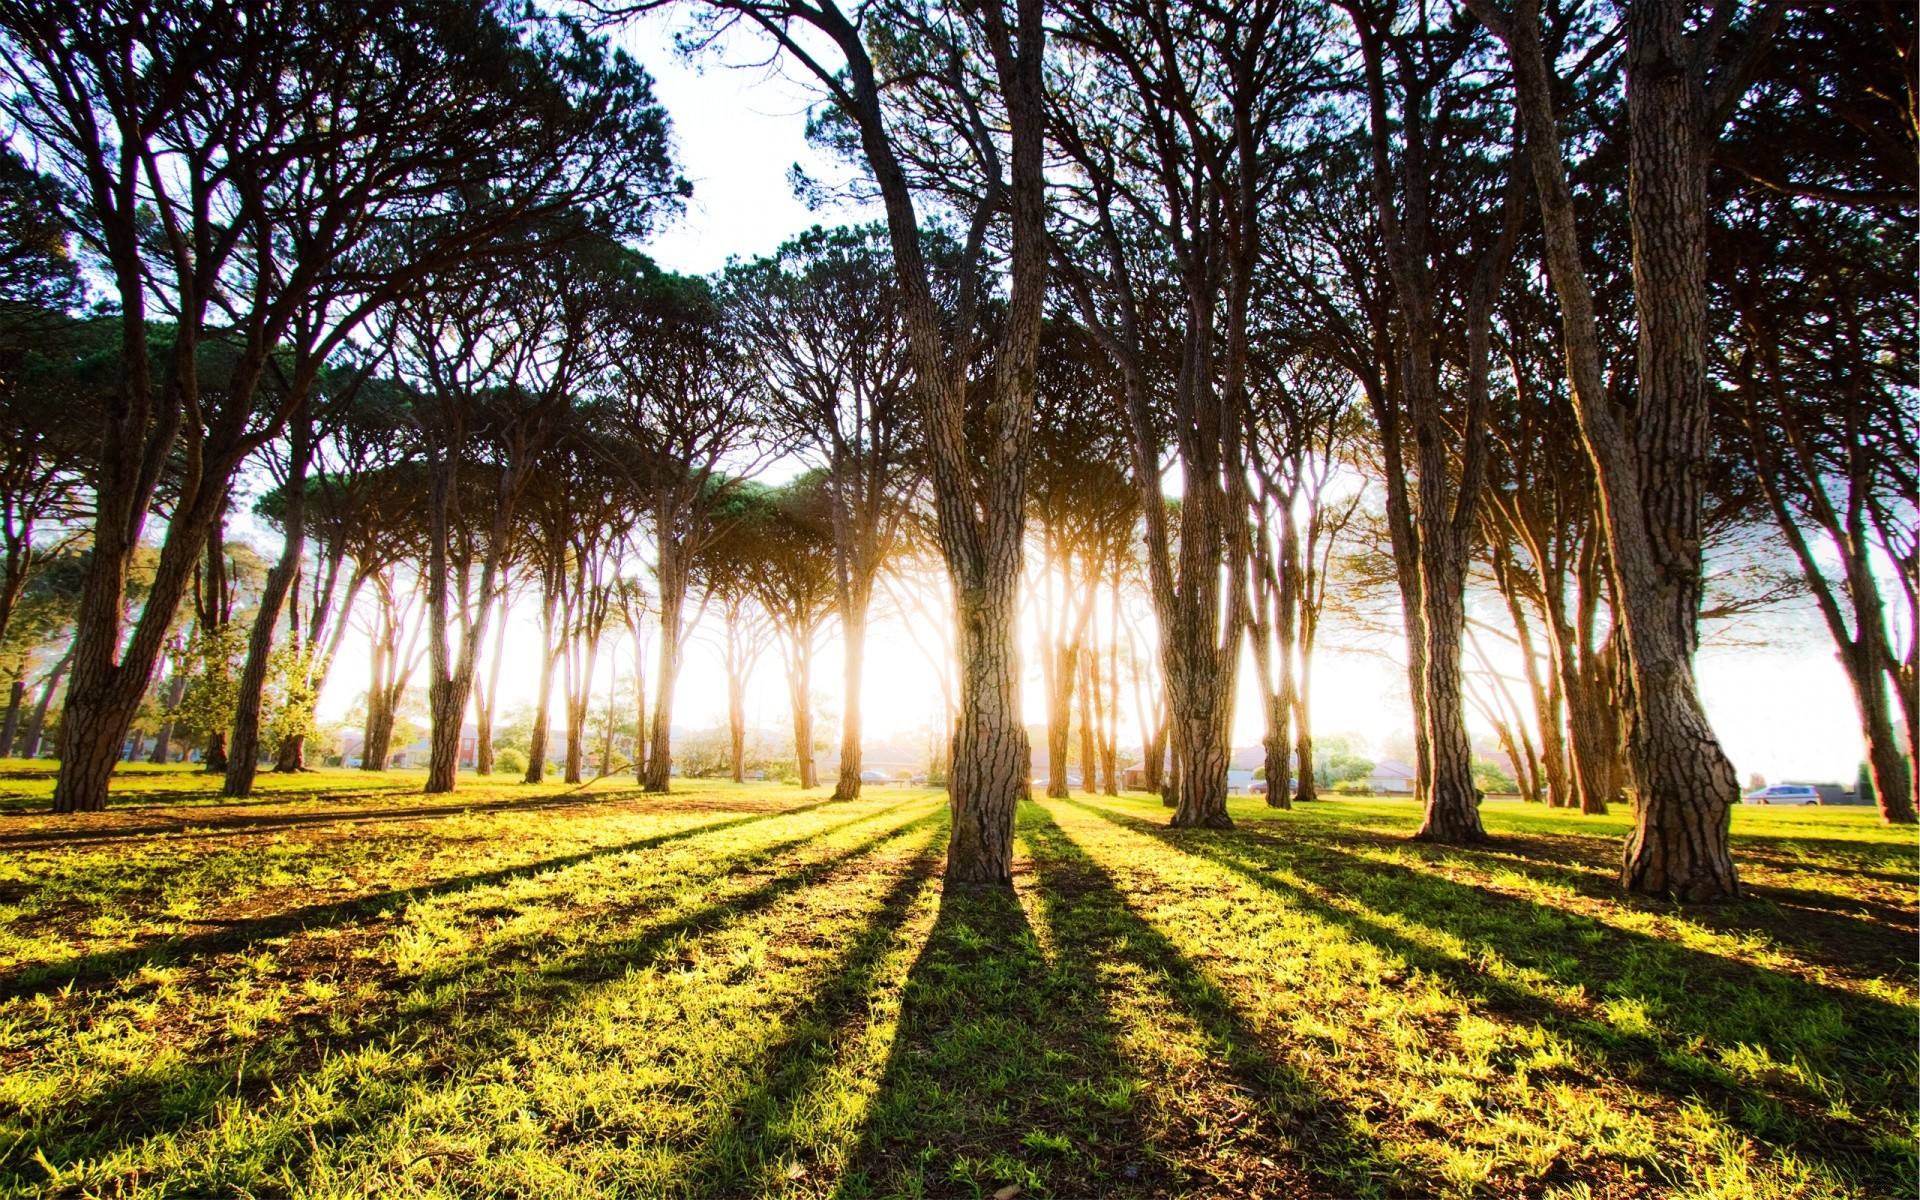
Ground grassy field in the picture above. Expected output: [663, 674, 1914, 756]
[0, 764, 1911, 1198]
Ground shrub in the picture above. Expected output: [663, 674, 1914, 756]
[493, 748, 528, 776]
[1332, 780, 1373, 796]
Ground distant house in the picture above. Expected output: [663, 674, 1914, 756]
[1367, 760, 1417, 794]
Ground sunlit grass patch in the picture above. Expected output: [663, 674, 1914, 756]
[0, 766, 1910, 1198]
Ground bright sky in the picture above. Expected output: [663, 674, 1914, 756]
[300, 15, 1880, 788]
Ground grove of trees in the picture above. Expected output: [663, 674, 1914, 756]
[0, 0, 1911, 904]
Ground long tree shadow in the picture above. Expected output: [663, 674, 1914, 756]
[0, 797, 861, 1000]
[1017, 809, 1430, 1198]
[8, 804, 948, 1190]
[1082, 802, 1915, 1197]
[1438, 824, 1919, 975]
[0, 783, 788, 850]
[675, 825, 949, 1194]
[824, 803, 1421, 1200]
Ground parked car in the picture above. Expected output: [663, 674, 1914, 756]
[860, 769, 890, 784]
[1742, 784, 1820, 805]
[1250, 780, 1268, 796]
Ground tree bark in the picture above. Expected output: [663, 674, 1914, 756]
[226, 411, 311, 798]
[1473, 0, 1744, 896]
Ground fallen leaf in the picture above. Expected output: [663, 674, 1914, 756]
[785, 1163, 807, 1180]
[992, 1187, 1021, 1200]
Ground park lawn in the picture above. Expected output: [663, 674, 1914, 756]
[0, 766, 1909, 1198]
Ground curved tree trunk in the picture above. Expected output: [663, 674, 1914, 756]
[226, 411, 310, 798]
[274, 733, 304, 773]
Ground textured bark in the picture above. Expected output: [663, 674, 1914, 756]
[202, 732, 228, 774]
[274, 733, 304, 773]
[944, 575, 1028, 884]
[1474, 0, 1747, 896]
[362, 702, 395, 771]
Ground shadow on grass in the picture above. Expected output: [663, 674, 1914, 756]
[1081, 801, 1915, 1197]
[0, 782, 749, 849]
[0, 798, 855, 1001]
[9, 804, 947, 1190]
[824, 803, 1412, 1200]
[676, 825, 949, 1195]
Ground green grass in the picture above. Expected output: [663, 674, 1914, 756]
[0, 764, 1911, 1197]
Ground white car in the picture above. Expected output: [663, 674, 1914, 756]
[1742, 784, 1819, 805]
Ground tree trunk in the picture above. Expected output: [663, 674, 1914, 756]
[21, 647, 72, 760]
[643, 546, 688, 793]
[787, 629, 817, 789]
[831, 589, 869, 799]
[1078, 646, 1099, 796]
[274, 732, 304, 772]
[424, 669, 470, 793]
[1044, 638, 1075, 799]
[474, 594, 508, 776]
[728, 652, 747, 783]
[944, 570, 1028, 884]
[564, 640, 586, 786]
[149, 669, 187, 764]
[1414, 565, 1486, 842]
[363, 701, 395, 772]
[2, 677, 25, 758]
[202, 731, 228, 774]
[226, 416, 310, 798]
[526, 592, 559, 784]
[1478, 0, 1741, 896]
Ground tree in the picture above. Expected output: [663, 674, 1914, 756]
[594, 268, 766, 792]
[1028, 321, 1135, 800]
[1466, 0, 1783, 898]
[674, 0, 1049, 883]
[1334, 0, 1529, 843]
[1716, 0, 1916, 825]
[724, 223, 919, 800]
[717, 479, 839, 789]
[1051, 0, 1323, 827]
[1, 0, 681, 811]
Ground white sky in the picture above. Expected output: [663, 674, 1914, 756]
[296, 17, 1882, 787]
